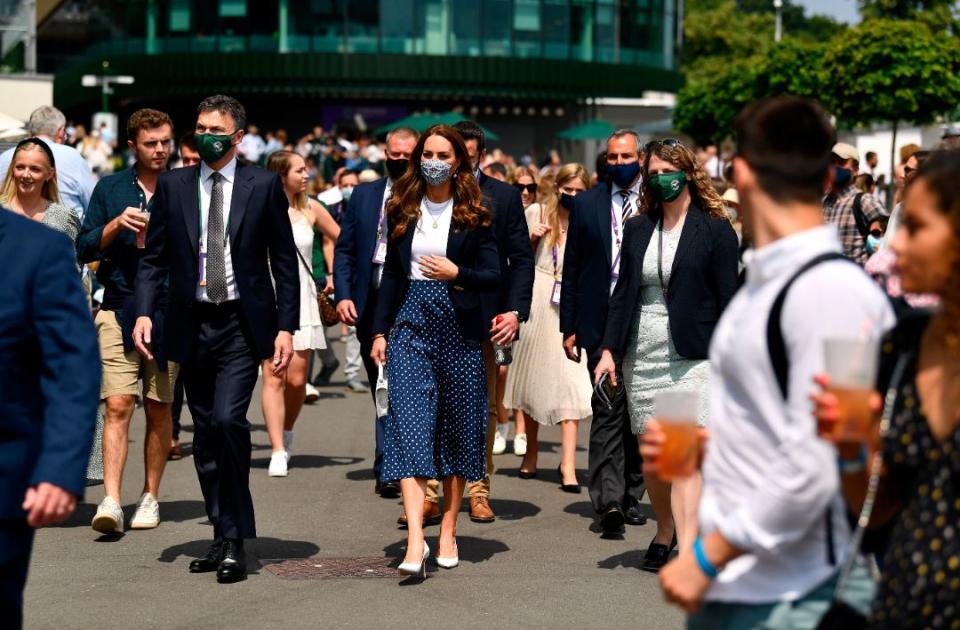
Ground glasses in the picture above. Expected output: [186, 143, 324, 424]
[644, 138, 682, 153]
[513, 183, 538, 194]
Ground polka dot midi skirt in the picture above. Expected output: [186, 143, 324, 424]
[382, 280, 487, 483]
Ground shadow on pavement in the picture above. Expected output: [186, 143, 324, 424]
[484, 498, 541, 520]
[158, 537, 321, 575]
[345, 468, 376, 482]
[251, 454, 363, 469]
[597, 548, 644, 570]
[57, 499, 208, 529]
[383, 536, 510, 565]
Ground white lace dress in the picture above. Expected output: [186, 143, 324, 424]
[622, 215, 710, 434]
[291, 212, 327, 352]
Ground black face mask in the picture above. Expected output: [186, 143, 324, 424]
[385, 158, 409, 181]
[559, 193, 576, 211]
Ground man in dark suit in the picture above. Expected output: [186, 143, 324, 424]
[334, 126, 418, 501]
[453, 121, 535, 523]
[133, 95, 299, 584]
[560, 130, 647, 537]
[0, 210, 99, 627]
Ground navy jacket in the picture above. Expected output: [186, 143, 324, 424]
[333, 178, 388, 320]
[477, 172, 534, 324]
[372, 212, 501, 344]
[602, 206, 740, 360]
[135, 162, 300, 362]
[560, 182, 618, 352]
[0, 211, 99, 518]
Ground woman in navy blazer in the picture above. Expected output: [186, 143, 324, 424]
[595, 139, 739, 572]
[371, 125, 500, 578]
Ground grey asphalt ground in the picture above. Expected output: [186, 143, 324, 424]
[24, 340, 683, 630]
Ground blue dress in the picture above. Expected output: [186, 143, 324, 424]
[381, 280, 487, 482]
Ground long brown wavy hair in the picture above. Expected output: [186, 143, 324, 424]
[387, 125, 490, 238]
[639, 140, 728, 221]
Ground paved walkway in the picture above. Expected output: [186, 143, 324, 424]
[25, 341, 682, 629]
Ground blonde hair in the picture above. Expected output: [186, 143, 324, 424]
[541, 163, 588, 248]
[266, 150, 308, 213]
[0, 140, 60, 207]
[510, 164, 539, 184]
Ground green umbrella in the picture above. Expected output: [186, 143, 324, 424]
[557, 119, 616, 141]
[374, 111, 499, 141]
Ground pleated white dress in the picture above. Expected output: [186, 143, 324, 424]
[291, 212, 327, 352]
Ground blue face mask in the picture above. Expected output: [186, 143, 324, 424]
[607, 161, 641, 189]
[833, 166, 853, 188]
[866, 234, 882, 255]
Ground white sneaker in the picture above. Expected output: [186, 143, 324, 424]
[130, 492, 160, 529]
[269, 451, 289, 477]
[304, 383, 320, 403]
[513, 434, 528, 456]
[492, 431, 507, 455]
[91, 496, 124, 534]
[283, 431, 294, 460]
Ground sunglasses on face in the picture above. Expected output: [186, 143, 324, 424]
[904, 166, 917, 176]
[514, 183, 538, 194]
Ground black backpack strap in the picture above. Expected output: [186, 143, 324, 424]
[766, 251, 857, 567]
[852, 192, 869, 239]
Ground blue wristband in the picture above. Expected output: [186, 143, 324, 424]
[837, 445, 868, 475]
[693, 537, 719, 579]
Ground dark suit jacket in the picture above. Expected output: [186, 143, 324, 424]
[333, 178, 388, 321]
[601, 205, 740, 360]
[0, 211, 99, 518]
[372, 213, 501, 344]
[560, 182, 617, 352]
[477, 172, 534, 324]
[135, 161, 300, 363]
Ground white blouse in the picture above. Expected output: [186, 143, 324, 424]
[409, 197, 453, 280]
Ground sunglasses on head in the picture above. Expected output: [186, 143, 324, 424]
[644, 138, 682, 153]
[514, 183, 538, 194]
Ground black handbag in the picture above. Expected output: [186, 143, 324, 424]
[815, 354, 910, 630]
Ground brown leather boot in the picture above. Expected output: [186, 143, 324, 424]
[469, 496, 496, 523]
[397, 500, 443, 527]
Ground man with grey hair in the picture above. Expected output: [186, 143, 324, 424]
[0, 105, 97, 219]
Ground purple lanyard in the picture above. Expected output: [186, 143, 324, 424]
[551, 243, 559, 277]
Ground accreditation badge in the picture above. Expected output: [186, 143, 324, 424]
[371, 240, 387, 265]
[551, 280, 562, 306]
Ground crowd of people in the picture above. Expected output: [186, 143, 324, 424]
[1, 93, 958, 630]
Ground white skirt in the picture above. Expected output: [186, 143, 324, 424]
[294, 323, 326, 352]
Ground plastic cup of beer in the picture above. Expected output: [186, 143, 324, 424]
[654, 390, 700, 481]
[823, 337, 880, 443]
[136, 211, 150, 249]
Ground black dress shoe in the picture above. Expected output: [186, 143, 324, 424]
[518, 469, 537, 479]
[378, 480, 401, 499]
[599, 505, 625, 536]
[624, 498, 648, 526]
[641, 535, 678, 573]
[217, 539, 248, 583]
[189, 540, 224, 573]
[557, 466, 581, 493]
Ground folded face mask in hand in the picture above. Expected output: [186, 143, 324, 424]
[375, 364, 389, 418]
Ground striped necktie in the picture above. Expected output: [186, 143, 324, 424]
[619, 189, 633, 221]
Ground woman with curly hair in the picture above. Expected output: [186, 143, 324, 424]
[371, 125, 500, 577]
[595, 138, 739, 572]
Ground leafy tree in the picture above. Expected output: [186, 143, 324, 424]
[858, 0, 955, 21]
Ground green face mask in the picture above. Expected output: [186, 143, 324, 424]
[649, 171, 687, 202]
[195, 131, 237, 164]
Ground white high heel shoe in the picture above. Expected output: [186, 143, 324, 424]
[436, 541, 459, 569]
[398, 542, 430, 578]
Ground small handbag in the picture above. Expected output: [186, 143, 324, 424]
[295, 247, 340, 327]
[815, 353, 911, 630]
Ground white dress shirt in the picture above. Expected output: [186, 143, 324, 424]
[609, 180, 640, 294]
[410, 198, 452, 281]
[699, 225, 895, 604]
[196, 157, 240, 302]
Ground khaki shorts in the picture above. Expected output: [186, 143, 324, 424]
[95, 309, 178, 402]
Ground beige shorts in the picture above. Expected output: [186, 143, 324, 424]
[95, 309, 179, 402]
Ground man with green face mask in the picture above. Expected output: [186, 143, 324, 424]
[133, 94, 300, 585]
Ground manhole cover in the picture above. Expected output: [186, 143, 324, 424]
[264, 557, 400, 579]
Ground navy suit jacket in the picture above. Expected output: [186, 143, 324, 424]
[333, 178, 388, 321]
[135, 161, 300, 362]
[602, 206, 740, 360]
[477, 172, 534, 324]
[0, 211, 99, 518]
[372, 213, 501, 344]
[560, 182, 618, 352]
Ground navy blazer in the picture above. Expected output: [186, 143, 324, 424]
[372, 212, 501, 344]
[477, 172, 534, 323]
[0, 211, 99, 518]
[333, 178, 388, 320]
[135, 161, 300, 363]
[602, 205, 740, 360]
[560, 182, 618, 352]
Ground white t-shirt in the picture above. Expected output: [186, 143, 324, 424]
[409, 197, 453, 281]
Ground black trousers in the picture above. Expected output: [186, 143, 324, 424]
[181, 303, 259, 540]
[587, 349, 645, 514]
[0, 518, 34, 630]
[355, 289, 387, 481]
[171, 374, 184, 441]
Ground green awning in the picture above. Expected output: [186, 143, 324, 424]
[373, 111, 500, 141]
[557, 119, 615, 140]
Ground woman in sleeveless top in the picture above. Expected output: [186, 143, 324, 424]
[261, 151, 340, 477]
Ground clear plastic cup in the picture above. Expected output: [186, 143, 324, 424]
[654, 390, 700, 481]
[135, 211, 151, 249]
[823, 337, 880, 443]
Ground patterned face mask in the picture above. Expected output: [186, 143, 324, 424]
[421, 158, 453, 186]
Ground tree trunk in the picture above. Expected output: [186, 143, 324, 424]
[888, 119, 898, 212]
